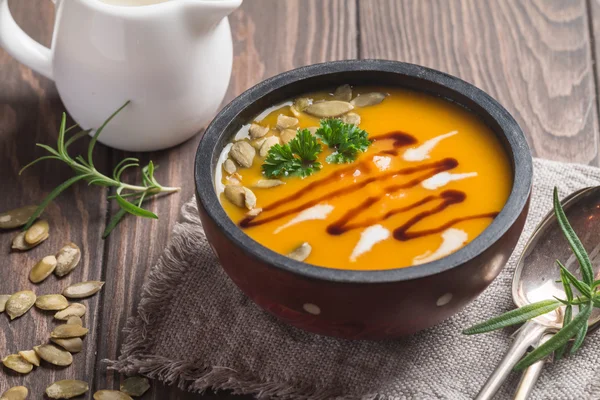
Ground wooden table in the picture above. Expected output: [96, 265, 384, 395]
[1, 0, 599, 398]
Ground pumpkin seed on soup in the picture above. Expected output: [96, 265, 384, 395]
[55, 303, 86, 320]
[340, 112, 361, 126]
[276, 114, 298, 130]
[34, 344, 73, 366]
[259, 136, 279, 157]
[24, 219, 49, 245]
[280, 129, 297, 145]
[350, 92, 387, 107]
[1, 386, 29, 400]
[45, 380, 89, 399]
[66, 315, 83, 326]
[18, 350, 40, 367]
[5, 291, 36, 320]
[229, 141, 256, 168]
[223, 159, 237, 174]
[51, 337, 83, 353]
[63, 281, 105, 298]
[332, 84, 352, 101]
[249, 123, 269, 139]
[0, 294, 10, 312]
[30, 255, 58, 283]
[0, 205, 37, 229]
[51, 324, 89, 339]
[224, 186, 256, 210]
[287, 242, 312, 262]
[54, 242, 81, 277]
[35, 294, 69, 311]
[93, 390, 133, 400]
[120, 376, 151, 397]
[304, 100, 353, 118]
[293, 97, 311, 112]
[253, 179, 285, 189]
[2, 354, 33, 374]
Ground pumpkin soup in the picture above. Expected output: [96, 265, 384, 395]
[217, 86, 512, 270]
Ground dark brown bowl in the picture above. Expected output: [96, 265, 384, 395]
[194, 60, 532, 339]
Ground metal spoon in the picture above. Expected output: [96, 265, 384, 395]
[476, 186, 600, 400]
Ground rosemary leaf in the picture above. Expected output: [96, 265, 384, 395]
[116, 192, 158, 219]
[88, 101, 130, 169]
[556, 260, 592, 297]
[570, 303, 592, 354]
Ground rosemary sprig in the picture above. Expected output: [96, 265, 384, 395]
[19, 101, 180, 238]
[463, 187, 596, 371]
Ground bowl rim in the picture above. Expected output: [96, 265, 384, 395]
[195, 59, 533, 284]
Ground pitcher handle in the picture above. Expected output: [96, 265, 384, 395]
[0, 0, 53, 79]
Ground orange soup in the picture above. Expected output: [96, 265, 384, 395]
[217, 86, 512, 270]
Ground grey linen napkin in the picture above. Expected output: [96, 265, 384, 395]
[111, 158, 600, 400]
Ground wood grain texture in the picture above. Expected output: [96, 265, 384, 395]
[0, 0, 110, 397]
[94, 1, 356, 398]
[359, 0, 599, 165]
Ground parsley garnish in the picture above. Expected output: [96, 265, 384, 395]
[315, 119, 371, 164]
[262, 129, 322, 178]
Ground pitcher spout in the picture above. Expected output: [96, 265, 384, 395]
[184, 0, 242, 32]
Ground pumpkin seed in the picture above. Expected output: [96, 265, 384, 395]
[29, 255, 57, 283]
[11, 231, 42, 251]
[304, 101, 354, 118]
[253, 179, 285, 189]
[223, 159, 237, 174]
[62, 281, 105, 299]
[293, 97, 312, 112]
[276, 114, 298, 130]
[252, 136, 267, 150]
[66, 315, 83, 326]
[51, 324, 89, 339]
[229, 141, 256, 168]
[333, 84, 352, 101]
[0, 294, 10, 312]
[259, 136, 280, 157]
[24, 219, 49, 245]
[93, 390, 133, 400]
[340, 112, 361, 126]
[2, 355, 33, 374]
[54, 303, 86, 320]
[51, 337, 83, 353]
[120, 376, 150, 397]
[249, 123, 269, 139]
[246, 208, 262, 217]
[280, 129, 297, 145]
[224, 186, 256, 210]
[45, 380, 89, 399]
[34, 344, 73, 366]
[6, 291, 36, 320]
[1, 386, 28, 400]
[54, 243, 81, 277]
[287, 242, 312, 262]
[18, 350, 40, 367]
[35, 294, 69, 311]
[350, 92, 387, 107]
[306, 126, 319, 135]
[0, 205, 37, 230]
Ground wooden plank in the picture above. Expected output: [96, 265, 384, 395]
[359, 0, 599, 165]
[0, 0, 110, 397]
[589, 0, 600, 139]
[94, 0, 357, 398]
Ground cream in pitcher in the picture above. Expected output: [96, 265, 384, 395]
[0, 0, 243, 151]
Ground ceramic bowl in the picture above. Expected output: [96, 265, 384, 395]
[194, 60, 532, 339]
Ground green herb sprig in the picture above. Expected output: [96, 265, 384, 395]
[463, 187, 597, 371]
[19, 101, 180, 238]
[315, 119, 371, 164]
[262, 129, 322, 178]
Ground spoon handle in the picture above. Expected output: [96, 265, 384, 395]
[512, 333, 553, 400]
[476, 321, 547, 400]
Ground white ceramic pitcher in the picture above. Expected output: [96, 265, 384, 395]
[0, 0, 242, 151]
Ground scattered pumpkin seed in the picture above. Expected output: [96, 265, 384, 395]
[333, 84, 352, 101]
[224, 186, 256, 210]
[259, 136, 280, 157]
[51, 337, 83, 353]
[54, 303, 86, 320]
[249, 123, 269, 139]
[253, 179, 285, 189]
[223, 159, 237, 174]
[252, 137, 267, 150]
[304, 100, 354, 118]
[45, 380, 89, 399]
[246, 208, 262, 217]
[350, 92, 387, 107]
[11, 231, 39, 251]
[35, 294, 69, 311]
[120, 376, 150, 397]
[340, 112, 361, 126]
[280, 129, 297, 145]
[24, 219, 49, 245]
[93, 390, 133, 400]
[0, 386, 28, 400]
[2, 354, 33, 374]
[0, 294, 10, 313]
[29, 255, 58, 284]
[276, 114, 299, 130]
[66, 315, 83, 326]
[6, 291, 36, 320]
[54, 243, 81, 277]
[0, 205, 37, 230]
[34, 344, 73, 366]
[229, 141, 256, 168]
[18, 350, 40, 367]
[293, 97, 311, 112]
[287, 242, 312, 262]
[50, 324, 89, 339]
[62, 281, 105, 299]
